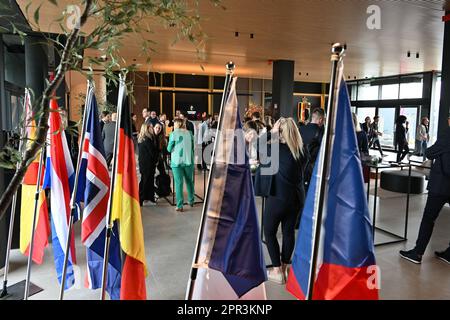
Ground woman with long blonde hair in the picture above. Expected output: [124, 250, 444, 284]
[264, 117, 307, 284]
[138, 123, 159, 206]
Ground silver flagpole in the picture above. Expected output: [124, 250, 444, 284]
[306, 43, 345, 300]
[100, 74, 126, 300]
[23, 143, 46, 300]
[185, 62, 235, 300]
[0, 89, 29, 298]
[59, 80, 94, 300]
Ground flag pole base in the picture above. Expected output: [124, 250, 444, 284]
[0, 280, 43, 300]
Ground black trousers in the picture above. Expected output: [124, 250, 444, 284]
[139, 166, 156, 204]
[369, 137, 383, 156]
[396, 142, 409, 162]
[263, 197, 300, 267]
[415, 193, 450, 255]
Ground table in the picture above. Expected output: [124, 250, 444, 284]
[365, 162, 411, 246]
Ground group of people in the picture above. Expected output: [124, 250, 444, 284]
[359, 114, 430, 163]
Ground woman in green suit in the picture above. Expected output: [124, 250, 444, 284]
[167, 118, 195, 211]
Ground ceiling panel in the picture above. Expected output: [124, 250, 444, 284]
[15, 0, 450, 82]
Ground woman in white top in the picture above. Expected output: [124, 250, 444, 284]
[416, 117, 430, 162]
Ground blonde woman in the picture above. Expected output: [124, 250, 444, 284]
[138, 123, 159, 206]
[264, 117, 307, 284]
[167, 118, 195, 212]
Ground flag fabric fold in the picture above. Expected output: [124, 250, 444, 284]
[111, 82, 147, 300]
[43, 99, 77, 290]
[20, 90, 50, 265]
[190, 77, 267, 300]
[80, 87, 121, 300]
[286, 68, 379, 300]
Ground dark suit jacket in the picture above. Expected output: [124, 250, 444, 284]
[185, 120, 195, 136]
[426, 127, 450, 197]
[299, 123, 324, 147]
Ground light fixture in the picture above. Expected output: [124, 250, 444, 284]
[250, 33, 254, 39]
[407, 51, 411, 58]
[235, 32, 239, 37]
[416, 52, 420, 59]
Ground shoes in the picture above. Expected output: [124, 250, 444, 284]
[267, 267, 286, 284]
[189, 203, 194, 208]
[281, 263, 290, 280]
[399, 249, 422, 264]
[435, 251, 450, 265]
[175, 207, 184, 212]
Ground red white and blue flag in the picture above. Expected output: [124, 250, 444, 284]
[286, 67, 379, 300]
[43, 98, 77, 290]
[80, 87, 121, 299]
[189, 77, 267, 300]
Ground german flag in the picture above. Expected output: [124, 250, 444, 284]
[111, 84, 147, 300]
[20, 91, 50, 264]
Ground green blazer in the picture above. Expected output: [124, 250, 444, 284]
[167, 128, 194, 167]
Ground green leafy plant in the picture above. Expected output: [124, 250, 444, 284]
[0, 0, 224, 221]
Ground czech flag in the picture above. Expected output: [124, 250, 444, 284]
[43, 98, 77, 290]
[189, 77, 267, 300]
[286, 71, 379, 300]
[111, 80, 147, 300]
[80, 86, 121, 299]
[20, 90, 50, 264]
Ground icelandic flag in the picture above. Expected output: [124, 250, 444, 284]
[80, 87, 121, 299]
[189, 77, 267, 300]
[286, 71, 379, 300]
[43, 98, 77, 290]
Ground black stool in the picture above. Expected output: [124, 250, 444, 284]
[380, 170, 426, 194]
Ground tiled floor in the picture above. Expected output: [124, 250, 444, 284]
[3, 151, 450, 300]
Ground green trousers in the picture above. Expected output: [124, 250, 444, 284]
[172, 165, 195, 208]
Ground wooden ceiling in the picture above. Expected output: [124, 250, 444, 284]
[16, 0, 450, 82]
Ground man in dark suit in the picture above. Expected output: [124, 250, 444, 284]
[180, 111, 195, 136]
[102, 112, 117, 168]
[400, 127, 450, 264]
[99, 110, 110, 133]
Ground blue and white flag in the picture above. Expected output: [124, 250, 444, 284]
[80, 87, 121, 299]
[190, 77, 267, 300]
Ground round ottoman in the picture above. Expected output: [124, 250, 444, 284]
[380, 170, 426, 194]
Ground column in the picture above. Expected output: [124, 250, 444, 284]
[438, 11, 450, 136]
[272, 60, 295, 119]
[25, 35, 48, 106]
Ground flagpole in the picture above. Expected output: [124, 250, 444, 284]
[306, 43, 345, 300]
[185, 62, 235, 300]
[59, 80, 94, 300]
[0, 90, 29, 298]
[100, 74, 126, 300]
[23, 143, 46, 300]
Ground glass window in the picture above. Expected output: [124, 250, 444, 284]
[429, 76, 441, 145]
[356, 107, 376, 124]
[357, 82, 379, 101]
[400, 75, 423, 99]
[381, 84, 399, 100]
[347, 83, 357, 101]
[378, 108, 396, 147]
[400, 107, 419, 149]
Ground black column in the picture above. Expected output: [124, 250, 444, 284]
[438, 11, 450, 136]
[272, 60, 294, 119]
[0, 34, 6, 269]
[25, 35, 48, 106]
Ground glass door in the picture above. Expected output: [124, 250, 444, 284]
[400, 106, 420, 150]
[378, 107, 396, 148]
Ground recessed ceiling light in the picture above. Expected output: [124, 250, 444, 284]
[235, 32, 239, 37]
[250, 33, 254, 39]
[416, 52, 420, 59]
[407, 51, 411, 58]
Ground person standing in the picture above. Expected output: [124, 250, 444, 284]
[299, 108, 325, 191]
[264, 118, 306, 284]
[167, 118, 195, 212]
[395, 115, 409, 163]
[138, 123, 159, 206]
[353, 113, 369, 156]
[361, 116, 372, 140]
[142, 108, 149, 123]
[416, 117, 430, 162]
[179, 111, 195, 136]
[102, 112, 117, 168]
[147, 110, 160, 127]
[369, 115, 384, 157]
[99, 110, 110, 133]
[400, 127, 450, 264]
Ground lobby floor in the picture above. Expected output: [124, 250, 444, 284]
[3, 153, 450, 300]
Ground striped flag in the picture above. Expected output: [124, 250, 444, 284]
[20, 90, 50, 264]
[286, 69, 379, 300]
[189, 77, 267, 300]
[43, 98, 77, 290]
[111, 81, 147, 300]
[80, 87, 121, 299]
